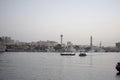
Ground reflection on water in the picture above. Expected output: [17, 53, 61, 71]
[0, 52, 120, 80]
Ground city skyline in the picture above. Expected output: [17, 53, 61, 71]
[0, 35, 117, 48]
[0, 0, 120, 47]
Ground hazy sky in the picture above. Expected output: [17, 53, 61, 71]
[0, 0, 120, 46]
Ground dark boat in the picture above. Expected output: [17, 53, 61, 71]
[79, 52, 87, 57]
[116, 62, 120, 72]
[60, 52, 75, 56]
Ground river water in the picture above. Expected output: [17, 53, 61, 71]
[0, 52, 120, 80]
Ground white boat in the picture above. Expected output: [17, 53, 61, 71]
[79, 51, 87, 56]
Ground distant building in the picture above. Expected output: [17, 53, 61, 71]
[116, 42, 120, 48]
[1, 36, 14, 45]
[35, 40, 58, 47]
[46, 40, 58, 52]
[66, 41, 75, 52]
[0, 37, 6, 52]
[29, 40, 58, 52]
[14, 40, 26, 45]
[47, 40, 58, 47]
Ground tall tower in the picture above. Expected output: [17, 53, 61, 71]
[99, 41, 102, 48]
[90, 36, 93, 49]
[60, 34, 63, 47]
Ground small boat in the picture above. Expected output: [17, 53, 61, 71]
[116, 62, 120, 72]
[60, 52, 75, 56]
[79, 52, 87, 56]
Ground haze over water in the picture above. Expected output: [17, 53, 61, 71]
[0, 0, 120, 46]
[0, 52, 120, 80]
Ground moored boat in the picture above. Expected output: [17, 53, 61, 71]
[79, 52, 87, 56]
[60, 52, 75, 56]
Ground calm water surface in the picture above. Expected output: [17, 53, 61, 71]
[0, 52, 120, 80]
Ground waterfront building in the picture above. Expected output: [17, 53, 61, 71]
[66, 41, 75, 52]
[0, 37, 6, 52]
[116, 42, 120, 48]
[46, 40, 58, 52]
[35, 40, 58, 47]
[1, 36, 14, 45]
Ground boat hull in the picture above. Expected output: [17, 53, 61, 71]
[79, 52, 87, 56]
[79, 53, 87, 56]
[60, 53, 75, 56]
